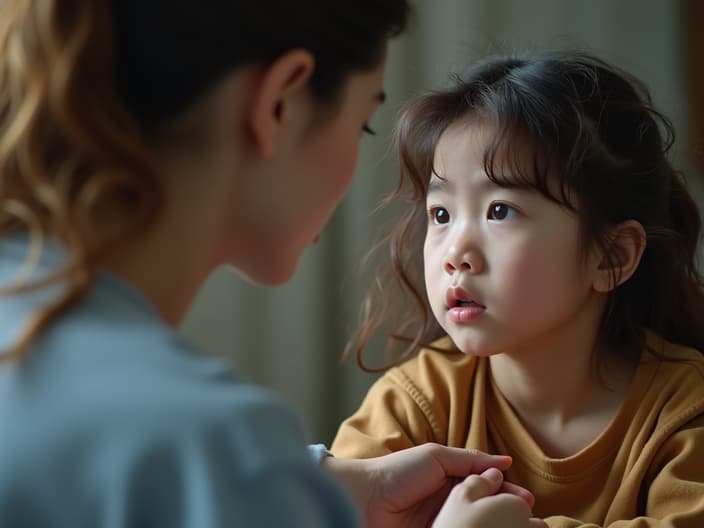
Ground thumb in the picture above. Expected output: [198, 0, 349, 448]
[456, 467, 505, 502]
[426, 445, 513, 478]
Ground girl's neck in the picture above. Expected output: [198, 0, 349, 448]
[488, 311, 638, 457]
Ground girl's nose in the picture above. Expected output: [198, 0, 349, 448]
[443, 247, 484, 275]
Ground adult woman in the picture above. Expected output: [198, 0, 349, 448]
[0, 1, 538, 526]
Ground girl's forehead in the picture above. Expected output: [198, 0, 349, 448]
[434, 121, 489, 164]
[433, 119, 533, 178]
[429, 117, 572, 207]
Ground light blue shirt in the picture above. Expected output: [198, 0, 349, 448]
[0, 235, 358, 527]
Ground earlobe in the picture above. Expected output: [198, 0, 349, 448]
[247, 49, 315, 158]
[593, 220, 647, 293]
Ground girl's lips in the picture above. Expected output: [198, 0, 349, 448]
[445, 286, 486, 323]
[445, 286, 485, 309]
[448, 305, 485, 323]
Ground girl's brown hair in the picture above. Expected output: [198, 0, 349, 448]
[352, 50, 704, 371]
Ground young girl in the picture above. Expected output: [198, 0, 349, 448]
[0, 1, 546, 527]
[332, 50, 704, 526]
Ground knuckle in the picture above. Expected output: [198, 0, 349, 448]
[420, 441, 441, 454]
[457, 475, 487, 500]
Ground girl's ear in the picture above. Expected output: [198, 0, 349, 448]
[593, 220, 647, 293]
[246, 49, 315, 158]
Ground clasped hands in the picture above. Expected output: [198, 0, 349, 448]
[325, 443, 547, 528]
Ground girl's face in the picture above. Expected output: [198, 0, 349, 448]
[423, 121, 606, 358]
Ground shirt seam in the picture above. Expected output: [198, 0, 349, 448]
[388, 367, 444, 443]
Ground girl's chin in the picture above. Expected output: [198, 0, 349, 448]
[446, 337, 496, 357]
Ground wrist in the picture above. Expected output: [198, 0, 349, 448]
[322, 455, 373, 513]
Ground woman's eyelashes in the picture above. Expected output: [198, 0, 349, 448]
[362, 123, 376, 135]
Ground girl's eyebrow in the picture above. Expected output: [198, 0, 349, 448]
[427, 178, 453, 195]
[428, 173, 517, 196]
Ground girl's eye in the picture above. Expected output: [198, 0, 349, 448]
[488, 203, 518, 221]
[430, 207, 450, 225]
[362, 124, 376, 135]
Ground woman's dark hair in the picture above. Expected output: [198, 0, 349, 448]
[113, 0, 409, 126]
[0, 0, 408, 359]
[352, 49, 704, 371]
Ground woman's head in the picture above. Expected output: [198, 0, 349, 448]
[355, 50, 704, 369]
[0, 0, 408, 245]
[0, 0, 409, 356]
[115, 1, 408, 286]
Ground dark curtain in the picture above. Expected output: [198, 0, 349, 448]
[686, 0, 704, 172]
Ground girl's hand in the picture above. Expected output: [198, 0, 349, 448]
[324, 443, 538, 528]
[433, 467, 547, 528]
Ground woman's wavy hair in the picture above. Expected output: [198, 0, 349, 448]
[351, 50, 704, 371]
[0, 0, 409, 359]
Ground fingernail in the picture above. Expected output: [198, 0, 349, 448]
[482, 467, 503, 482]
[497, 455, 512, 465]
[491, 455, 512, 465]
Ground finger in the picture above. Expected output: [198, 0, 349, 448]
[424, 444, 513, 477]
[454, 467, 505, 502]
[500, 480, 536, 508]
[529, 518, 548, 528]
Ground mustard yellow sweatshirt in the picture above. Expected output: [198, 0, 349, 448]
[332, 335, 704, 527]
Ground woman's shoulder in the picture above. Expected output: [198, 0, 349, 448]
[0, 354, 351, 527]
[0, 261, 311, 473]
[44, 330, 305, 466]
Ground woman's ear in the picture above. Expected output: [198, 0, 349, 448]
[593, 220, 647, 293]
[246, 49, 315, 158]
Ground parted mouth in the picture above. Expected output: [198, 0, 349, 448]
[445, 286, 485, 309]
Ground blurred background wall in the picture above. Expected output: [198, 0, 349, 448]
[181, 0, 701, 445]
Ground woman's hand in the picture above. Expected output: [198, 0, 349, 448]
[433, 467, 547, 528]
[324, 442, 539, 528]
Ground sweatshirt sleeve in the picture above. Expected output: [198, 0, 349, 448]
[331, 367, 440, 459]
[545, 415, 704, 528]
